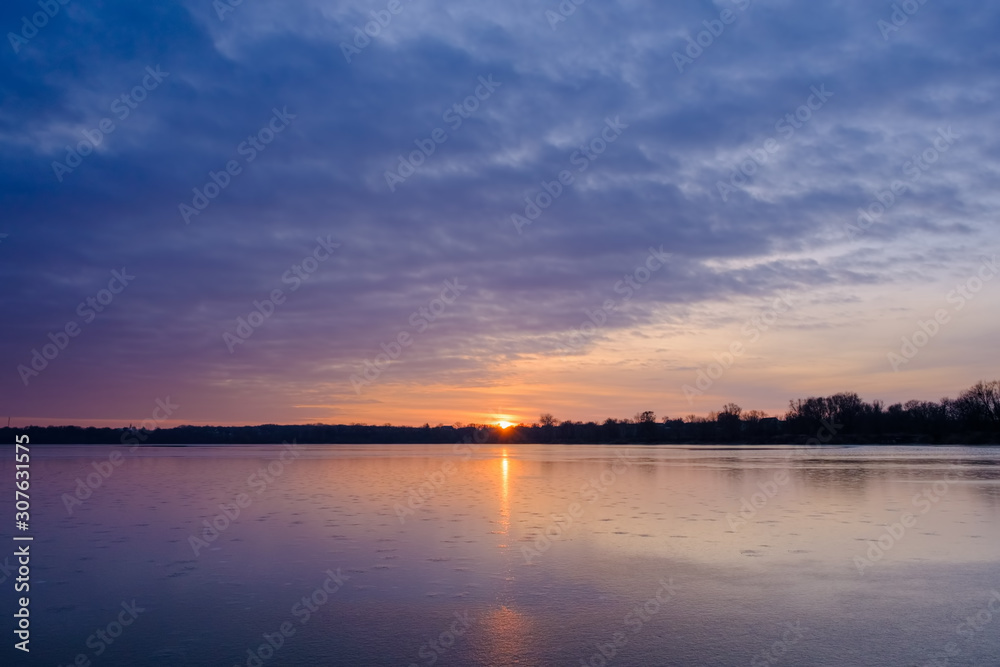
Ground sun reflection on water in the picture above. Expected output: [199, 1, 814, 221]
[498, 451, 510, 546]
[474, 604, 533, 664]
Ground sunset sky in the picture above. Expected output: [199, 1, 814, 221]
[2, 1, 998, 427]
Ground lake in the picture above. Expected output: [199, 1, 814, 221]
[8, 444, 1000, 666]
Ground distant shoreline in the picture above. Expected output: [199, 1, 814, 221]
[3, 426, 998, 447]
[4, 381, 998, 446]
[6, 442, 999, 448]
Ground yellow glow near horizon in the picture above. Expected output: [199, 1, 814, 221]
[497, 420, 514, 429]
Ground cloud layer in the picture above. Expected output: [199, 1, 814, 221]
[2, 0, 998, 425]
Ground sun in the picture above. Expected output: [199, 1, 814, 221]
[497, 420, 514, 429]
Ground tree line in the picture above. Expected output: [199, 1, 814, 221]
[3, 380, 998, 445]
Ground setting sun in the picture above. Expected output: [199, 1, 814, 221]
[497, 420, 514, 429]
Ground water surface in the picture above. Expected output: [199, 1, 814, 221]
[7, 444, 1000, 666]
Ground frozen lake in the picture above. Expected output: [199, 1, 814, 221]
[9, 443, 1000, 666]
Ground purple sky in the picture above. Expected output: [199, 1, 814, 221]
[2, 0, 998, 427]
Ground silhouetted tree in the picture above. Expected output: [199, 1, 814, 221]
[634, 411, 658, 441]
[717, 403, 742, 439]
[6, 380, 998, 445]
[955, 380, 1000, 429]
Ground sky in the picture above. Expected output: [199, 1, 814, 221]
[1, 0, 998, 428]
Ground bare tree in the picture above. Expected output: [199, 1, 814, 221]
[956, 380, 1000, 427]
[634, 410, 657, 424]
[720, 403, 742, 419]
